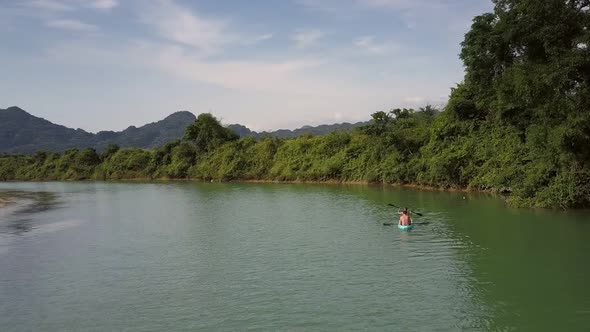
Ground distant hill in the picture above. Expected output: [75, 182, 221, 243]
[0, 106, 196, 154]
[227, 121, 370, 139]
[0, 106, 370, 154]
[93, 111, 196, 151]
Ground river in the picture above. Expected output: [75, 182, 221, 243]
[0, 182, 589, 331]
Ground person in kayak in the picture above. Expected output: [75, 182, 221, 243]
[399, 208, 412, 226]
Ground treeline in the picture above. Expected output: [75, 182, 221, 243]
[0, 109, 438, 184]
[1, 0, 590, 208]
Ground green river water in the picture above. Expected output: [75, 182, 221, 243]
[0, 182, 589, 331]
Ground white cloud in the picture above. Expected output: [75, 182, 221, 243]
[298, 0, 492, 33]
[153, 45, 323, 93]
[46, 19, 98, 32]
[296, 0, 353, 13]
[26, 0, 119, 12]
[89, 0, 118, 10]
[299, 0, 446, 11]
[292, 30, 325, 49]
[357, 0, 427, 10]
[139, 0, 230, 56]
[38, 38, 452, 130]
[353, 36, 396, 55]
[43, 40, 392, 98]
[254, 33, 273, 42]
[356, 0, 471, 12]
[27, 0, 73, 11]
[12, 0, 464, 130]
[233, 33, 276, 47]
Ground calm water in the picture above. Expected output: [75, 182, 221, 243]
[0, 182, 589, 331]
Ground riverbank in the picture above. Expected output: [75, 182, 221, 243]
[5, 177, 484, 193]
[197, 177, 489, 193]
[1, 177, 491, 197]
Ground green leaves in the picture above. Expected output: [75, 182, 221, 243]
[184, 113, 238, 155]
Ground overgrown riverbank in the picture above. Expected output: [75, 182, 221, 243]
[1, 0, 590, 208]
[0, 107, 585, 209]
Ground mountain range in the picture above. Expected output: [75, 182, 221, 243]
[0, 106, 196, 154]
[0, 106, 369, 154]
[227, 121, 368, 140]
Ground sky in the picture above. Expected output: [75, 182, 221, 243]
[0, 0, 493, 132]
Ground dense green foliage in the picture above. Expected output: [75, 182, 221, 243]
[2, 0, 589, 208]
[439, 0, 590, 208]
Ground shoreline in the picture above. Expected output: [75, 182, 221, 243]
[1, 177, 492, 194]
[112, 177, 482, 194]
[239, 179, 484, 193]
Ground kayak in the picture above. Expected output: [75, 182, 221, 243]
[398, 224, 414, 230]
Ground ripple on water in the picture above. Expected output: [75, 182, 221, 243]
[0, 190, 78, 240]
[0, 182, 589, 331]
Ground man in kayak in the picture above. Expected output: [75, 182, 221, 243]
[399, 208, 412, 226]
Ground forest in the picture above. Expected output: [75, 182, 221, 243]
[1, 0, 589, 208]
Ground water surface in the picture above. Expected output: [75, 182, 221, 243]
[0, 182, 589, 331]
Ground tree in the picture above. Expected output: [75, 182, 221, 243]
[446, 0, 590, 207]
[100, 144, 120, 161]
[184, 113, 238, 154]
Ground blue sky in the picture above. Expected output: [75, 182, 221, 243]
[0, 0, 492, 132]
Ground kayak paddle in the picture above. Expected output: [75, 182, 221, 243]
[387, 203, 423, 217]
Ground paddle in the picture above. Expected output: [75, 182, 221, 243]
[387, 203, 423, 217]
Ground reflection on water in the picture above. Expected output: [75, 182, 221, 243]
[6, 218, 34, 234]
[0, 190, 61, 235]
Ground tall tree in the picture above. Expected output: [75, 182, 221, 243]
[447, 0, 590, 207]
[184, 113, 239, 154]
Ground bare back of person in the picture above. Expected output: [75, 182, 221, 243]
[399, 210, 412, 226]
